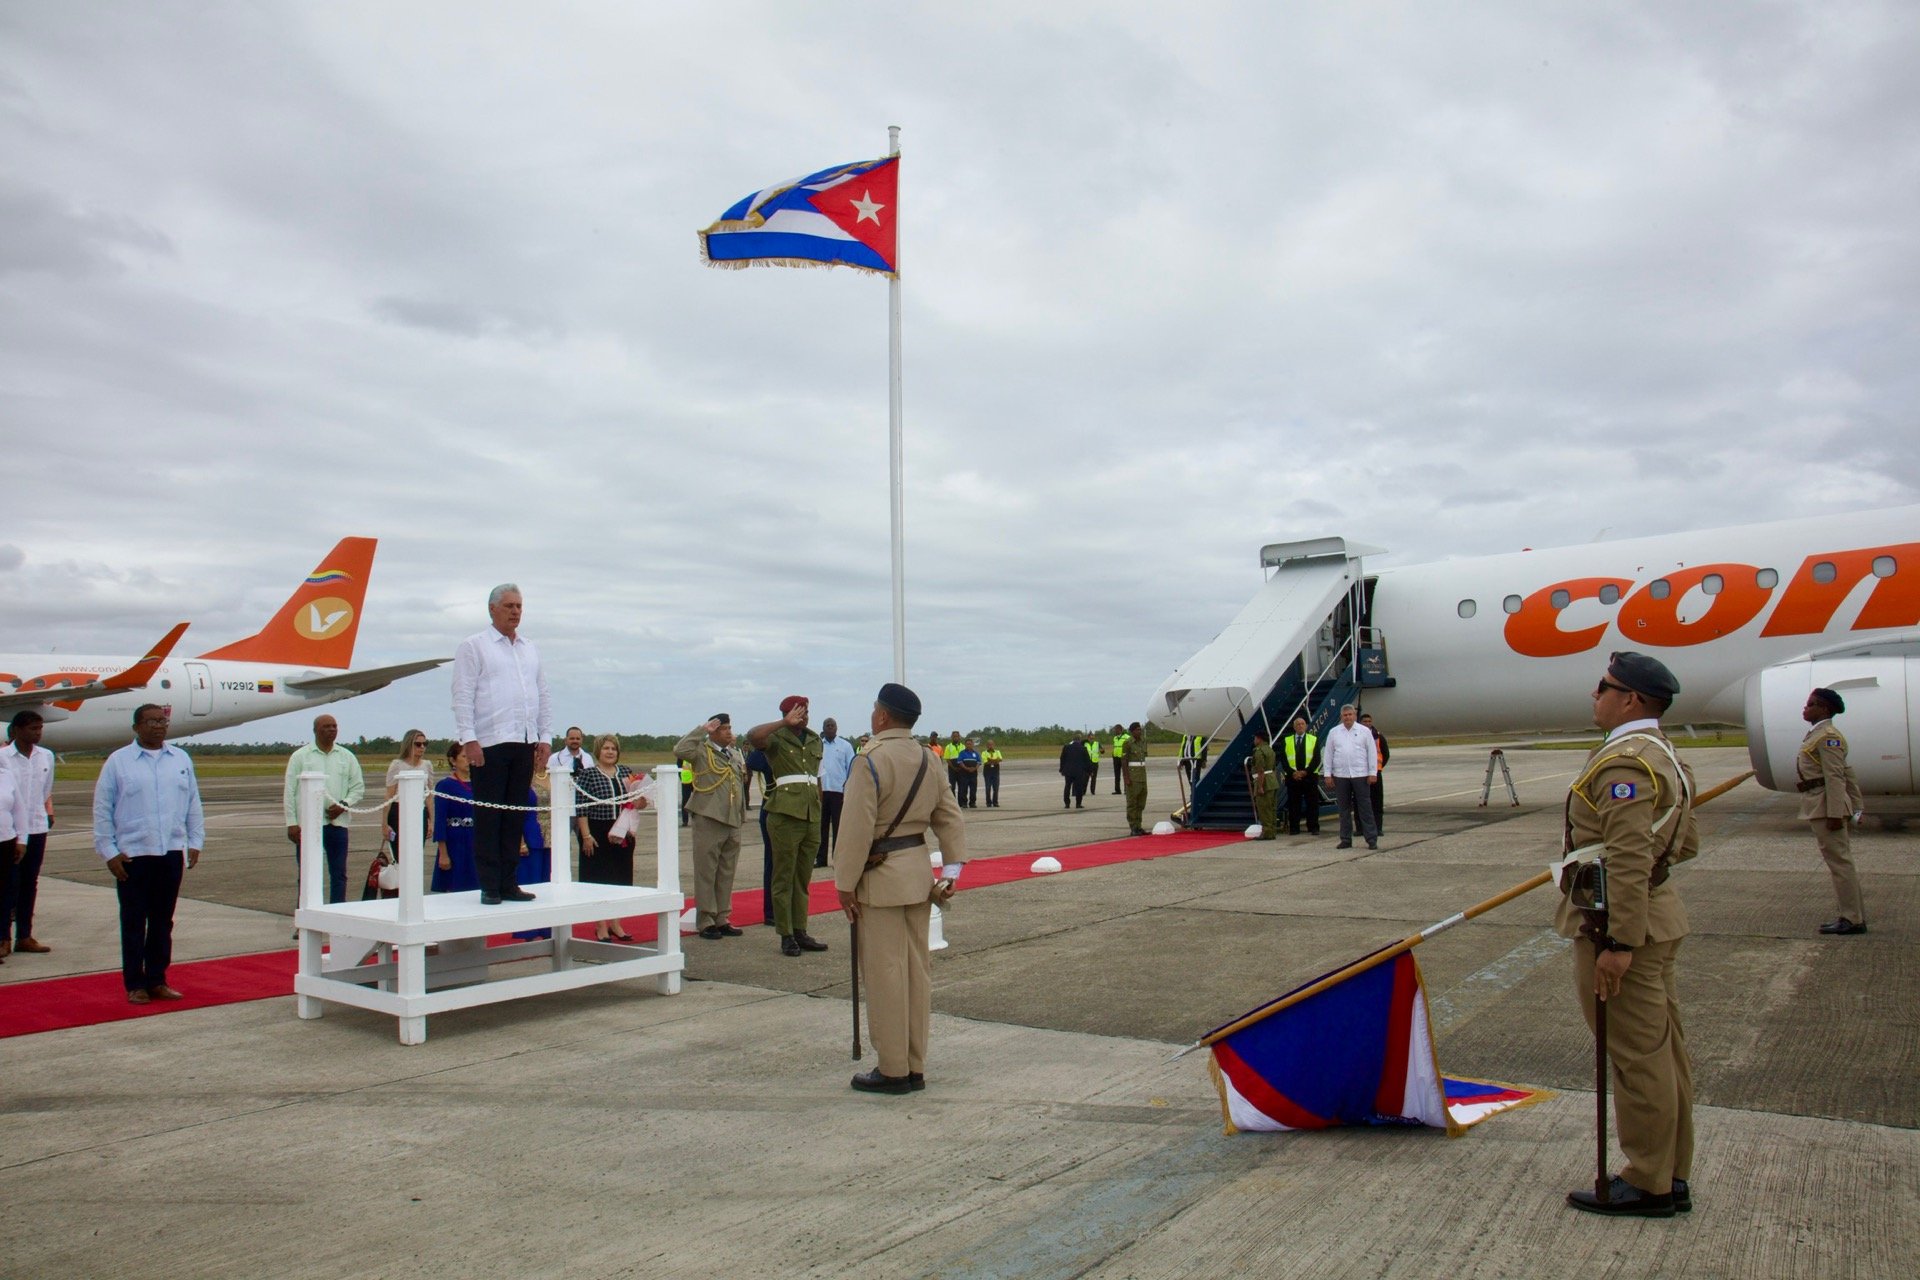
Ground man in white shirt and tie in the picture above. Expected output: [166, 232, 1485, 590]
[1321, 703, 1379, 850]
[452, 584, 552, 905]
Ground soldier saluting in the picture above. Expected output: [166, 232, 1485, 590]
[1555, 651, 1699, 1218]
[834, 683, 968, 1095]
[1798, 687, 1866, 935]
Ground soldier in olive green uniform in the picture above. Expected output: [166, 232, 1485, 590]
[747, 696, 827, 957]
[1123, 721, 1150, 835]
[1247, 730, 1278, 839]
[1556, 651, 1699, 1219]
[673, 714, 748, 939]
[1797, 687, 1867, 934]
[834, 682, 969, 1094]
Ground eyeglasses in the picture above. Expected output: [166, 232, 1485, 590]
[1594, 679, 1634, 698]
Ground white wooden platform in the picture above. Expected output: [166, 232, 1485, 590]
[293, 763, 684, 1044]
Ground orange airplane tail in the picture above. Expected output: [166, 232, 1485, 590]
[199, 538, 377, 668]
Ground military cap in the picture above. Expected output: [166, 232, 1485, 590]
[778, 694, 808, 714]
[876, 681, 922, 719]
[1810, 686, 1846, 715]
[1607, 650, 1680, 701]
[708, 712, 730, 725]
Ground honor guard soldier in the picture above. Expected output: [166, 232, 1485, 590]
[835, 682, 968, 1094]
[1556, 651, 1699, 1218]
[674, 714, 748, 941]
[1247, 730, 1277, 839]
[1123, 721, 1150, 835]
[747, 696, 827, 956]
[1798, 687, 1866, 934]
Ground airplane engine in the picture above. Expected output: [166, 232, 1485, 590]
[1744, 655, 1919, 795]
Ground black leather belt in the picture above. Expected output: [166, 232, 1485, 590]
[869, 834, 926, 857]
[1796, 778, 1826, 792]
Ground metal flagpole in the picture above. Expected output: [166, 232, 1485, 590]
[888, 124, 906, 684]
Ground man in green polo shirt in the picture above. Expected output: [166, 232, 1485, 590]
[748, 695, 827, 956]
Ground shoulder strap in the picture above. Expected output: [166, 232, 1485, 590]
[878, 751, 931, 842]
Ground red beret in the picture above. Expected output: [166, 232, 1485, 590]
[779, 695, 808, 714]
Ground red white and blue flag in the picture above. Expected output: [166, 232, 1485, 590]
[1205, 950, 1546, 1137]
[700, 155, 899, 276]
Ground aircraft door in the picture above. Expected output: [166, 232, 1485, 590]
[184, 662, 213, 716]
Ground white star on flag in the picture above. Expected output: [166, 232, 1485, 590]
[850, 190, 885, 223]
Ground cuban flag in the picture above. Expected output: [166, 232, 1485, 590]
[700, 155, 899, 276]
[1205, 950, 1546, 1137]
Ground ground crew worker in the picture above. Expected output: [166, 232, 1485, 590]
[673, 714, 747, 940]
[943, 731, 964, 798]
[835, 682, 968, 1095]
[1109, 723, 1130, 794]
[678, 758, 694, 828]
[1248, 729, 1277, 839]
[1557, 651, 1698, 1218]
[1084, 734, 1101, 797]
[1281, 715, 1321, 835]
[747, 696, 827, 957]
[981, 740, 1004, 807]
[1123, 721, 1150, 835]
[1798, 687, 1866, 935]
[1360, 712, 1389, 835]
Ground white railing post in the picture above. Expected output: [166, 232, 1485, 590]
[298, 773, 326, 910]
[396, 768, 427, 926]
[654, 763, 682, 995]
[550, 765, 575, 887]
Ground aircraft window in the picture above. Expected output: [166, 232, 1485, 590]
[160, 680, 172, 689]
[1598, 584, 1621, 605]
[1457, 599, 1477, 619]
[1648, 579, 1671, 600]
[1873, 555, 1896, 578]
[1755, 567, 1778, 589]
[1502, 594, 1522, 614]
[1811, 561, 1837, 583]
[1701, 573, 1724, 596]
[1549, 589, 1570, 609]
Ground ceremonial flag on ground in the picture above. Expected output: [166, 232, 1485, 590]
[1204, 949, 1547, 1136]
[699, 155, 899, 276]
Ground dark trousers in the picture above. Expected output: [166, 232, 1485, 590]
[1333, 776, 1378, 843]
[294, 825, 350, 904]
[470, 742, 535, 894]
[1370, 774, 1385, 834]
[984, 766, 1000, 806]
[1062, 776, 1087, 807]
[957, 773, 978, 807]
[0, 836, 16, 937]
[116, 851, 184, 991]
[1284, 776, 1320, 834]
[821, 789, 845, 859]
[681, 780, 693, 827]
[1112, 756, 1124, 794]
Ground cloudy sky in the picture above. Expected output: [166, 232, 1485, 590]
[3, 1, 1916, 744]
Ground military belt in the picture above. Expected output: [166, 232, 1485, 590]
[1795, 777, 1825, 792]
[774, 774, 818, 787]
[868, 834, 926, 858]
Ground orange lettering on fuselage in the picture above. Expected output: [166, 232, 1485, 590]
[1502, 541, 1919, 658]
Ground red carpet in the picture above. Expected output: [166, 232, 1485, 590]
[0, 829, 1245, 1039]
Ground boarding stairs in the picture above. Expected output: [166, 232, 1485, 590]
[1151, 536, 1392, 831]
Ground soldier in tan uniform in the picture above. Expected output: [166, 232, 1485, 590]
[673, 714, 748, 940]
[1247, 729, 1278, 839]
[1798, 687, 1867, 935]
[1556, 651, 1699, 1219]
[834, 682, 968, 1095]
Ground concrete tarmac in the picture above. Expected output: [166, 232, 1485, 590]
[3, 746, 1915, 1278]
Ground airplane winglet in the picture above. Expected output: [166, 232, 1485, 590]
[103, 622, 190, 690]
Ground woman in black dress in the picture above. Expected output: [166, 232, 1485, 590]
[573, 734, 635, 941]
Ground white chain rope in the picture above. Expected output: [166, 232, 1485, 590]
[324, 770, 660, 815]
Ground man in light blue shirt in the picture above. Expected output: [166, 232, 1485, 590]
[817, 717, 857, 866]
[93, 703, 205, 1004]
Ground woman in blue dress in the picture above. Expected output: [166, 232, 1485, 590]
[512, 777, 552, 940]
[432, 742, 480, 894]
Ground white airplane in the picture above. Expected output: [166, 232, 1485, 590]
[1150, 505, 1920, 798]
[0, 537, 449, 752]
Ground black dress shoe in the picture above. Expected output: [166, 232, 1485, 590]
[480, 892, 503, 905]
[501, 887, 535, 902]
[1567, 1176, 1675, 1218]
[908, 1072, 926, 1091]
[1819, 918, 1867, 935]
[1366, 840, 1377, 850]
[794, 932, 829, 952]
[1335, 840, 1352, 849]
[1672, 1179, 1691, 1213]
[699, 926, 725, 940]
[780, 935, 803, 957]
[850, 1069, 913, 1095]
[719, 925, 743, 937]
